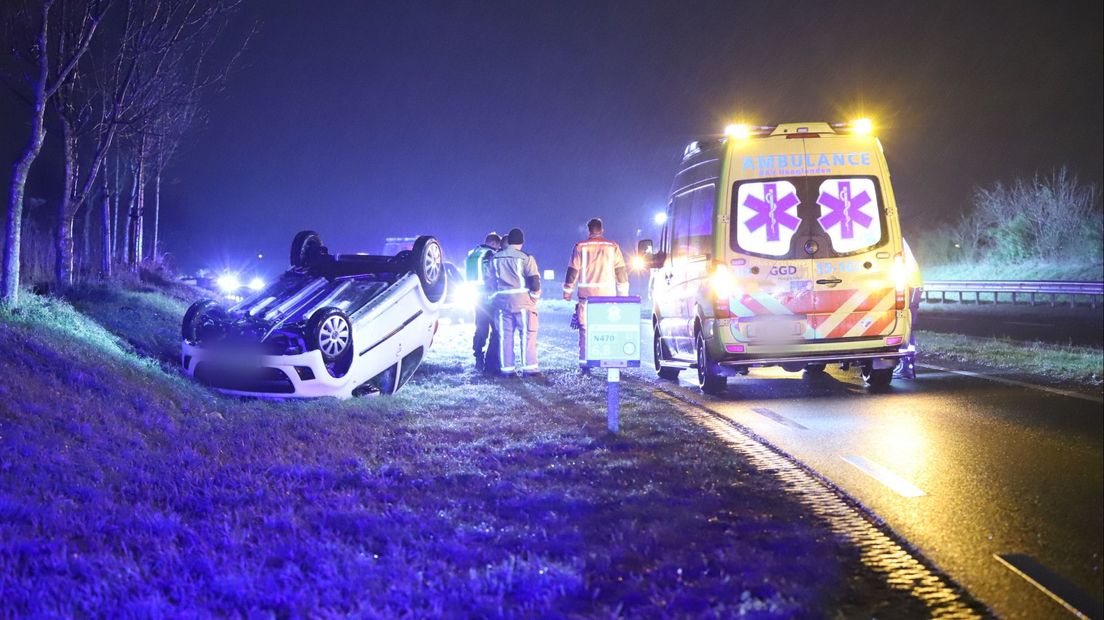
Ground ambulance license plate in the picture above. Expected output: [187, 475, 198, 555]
[748, 321, 802, 339]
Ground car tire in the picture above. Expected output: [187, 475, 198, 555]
[290, 230, 324, 268]
[695, 330, 726, 394]
[307, 307, 353, 368]
[411, 235, 446, 303]
[181, 299, 225, 344]
[654, 327, 681, 380]
[862, 366, 894, 388]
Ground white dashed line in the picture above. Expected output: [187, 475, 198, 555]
[841, 455, 926, 498]
[919, 363, 1103, 404]
[750, 406, 808, 430]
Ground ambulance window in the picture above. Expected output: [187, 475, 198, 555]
[732, 180, 802, 257]
[686, 184, 715, 257]
[815, 177, 884, 254]
[658, 222, 668, 256]
[670, 195, 691, 259]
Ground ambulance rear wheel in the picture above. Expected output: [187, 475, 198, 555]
[695, 330, 726, 394]
[654, 328, 680, 380]
[862, 366, 894, 388]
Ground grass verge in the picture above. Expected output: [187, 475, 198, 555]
[918, 330, 1103, 385]
[0, 282, 931, 616]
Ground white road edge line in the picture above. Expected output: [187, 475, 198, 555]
[841, 455, 926, 498]
[993, 553, 1103, 619]
[918, 363, 1103, 404]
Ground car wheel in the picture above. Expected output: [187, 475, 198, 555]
[307, 307, 353, 367]
[290, 230, 324, 268]
[182, 299, 225, 344]
[862, 366, 894, 388]
[695, 330, 726, 394]
[654, 327, 681, 380]
[411, 235, 446, 303]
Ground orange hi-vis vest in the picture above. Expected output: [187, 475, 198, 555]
[563, 234, 628, 299]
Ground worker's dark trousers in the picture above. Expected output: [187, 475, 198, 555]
[473, 302, 500, 371]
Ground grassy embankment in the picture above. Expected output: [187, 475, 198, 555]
[918, 331, 1103, 385]
[917, 260, 1103, 385]
[0, 281, 930, 616]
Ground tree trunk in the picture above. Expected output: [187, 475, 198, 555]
[128, 148, 146, 269]
[110, 153, 119, 260]
[152, 163, 161, 260]
[80, 201, 91, 280]
[121, 163, 136, 264]
[2, 90, 49, 306]
[54, 115, 77, 287]
[100, 165, 111, 278]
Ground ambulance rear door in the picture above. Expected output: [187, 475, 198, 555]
[802, 141, 899, 340]
[727, 140, 819, 345]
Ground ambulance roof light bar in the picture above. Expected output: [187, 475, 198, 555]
[830, 118, 874, 135]
[723, 123, 777, 139]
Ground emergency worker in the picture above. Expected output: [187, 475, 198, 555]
[466, 232, 502, 372]
[488, 228, 542, 376]
[562, 218, 629, 368]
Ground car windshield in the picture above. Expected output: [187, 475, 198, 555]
[730, 175, 887, 259]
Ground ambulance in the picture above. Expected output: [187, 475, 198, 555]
[639, 120, 913, 393]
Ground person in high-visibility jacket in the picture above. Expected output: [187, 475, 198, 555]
[488, 228, 542, 377]
[562, 218, 629, 368]
[466, 232, 501, 372]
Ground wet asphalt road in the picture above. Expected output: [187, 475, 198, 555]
[533, 311, 1103, 618]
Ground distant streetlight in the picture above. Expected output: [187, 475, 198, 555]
[257, 253, 264, 259]
[653, 211, 668, 225]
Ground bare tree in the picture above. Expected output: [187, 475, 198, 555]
[51, 0, 243, 283]
[2, 0, 110, 305]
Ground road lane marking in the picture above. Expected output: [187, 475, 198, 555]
[750, 406, 808, 430]
[994, 553, 1103, 618]
[841, 455, 926, 498]
[918, 363, 1103, 404]
[651, 392, 983, 615]
[1005, 321, 1055, 328]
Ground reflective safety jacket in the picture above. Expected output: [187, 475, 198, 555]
[489, 246, 541, 311]
[563, 234, 629, 300]
[465, 244, 496, 290]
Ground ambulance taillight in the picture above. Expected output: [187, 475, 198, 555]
[892, 253, 907, 309]
[710, 262, 736, 318]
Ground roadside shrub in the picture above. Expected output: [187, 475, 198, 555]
[955, 166, 1102, 265]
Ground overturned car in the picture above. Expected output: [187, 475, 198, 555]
[181, 231, 446, 398]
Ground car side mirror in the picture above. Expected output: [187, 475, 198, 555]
[637, 239, 654, 255]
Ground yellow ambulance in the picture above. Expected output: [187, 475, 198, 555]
[639, 120, 913, 393]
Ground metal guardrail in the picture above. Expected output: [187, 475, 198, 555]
[922, 280, 1104, 308]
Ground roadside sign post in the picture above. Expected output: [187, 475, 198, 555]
[584, 296, 641, 433]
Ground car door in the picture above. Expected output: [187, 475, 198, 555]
[729, 176, 818, 344]
[806, 174, 898, 340]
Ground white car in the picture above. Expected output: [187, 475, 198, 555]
[181, 231, 446, 398]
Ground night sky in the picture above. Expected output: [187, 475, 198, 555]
[3, 0, 1102, 276]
